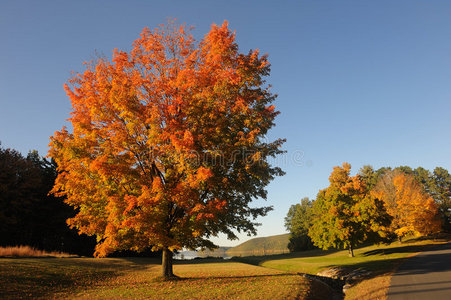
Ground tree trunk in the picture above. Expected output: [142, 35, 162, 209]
[162, 247, 174, 279]
[348, 245, 354, 257]
[398, 236, 402, 243]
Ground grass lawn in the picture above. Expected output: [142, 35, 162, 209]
[2, 235, 448, 299]
[0, 257, 312, 299]
[233, 235, 450, 299]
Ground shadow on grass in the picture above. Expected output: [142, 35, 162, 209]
[0, 257, 155, 299]
[361, 237, 449, 257]
[119, 256, 161, 266]
[320, 243, 450, 287]
[323, 242, 449, 276]
[362, 244, 434, 257]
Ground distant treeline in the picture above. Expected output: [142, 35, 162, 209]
[0, 144, 160, 257]
[0, 145, 96, 255]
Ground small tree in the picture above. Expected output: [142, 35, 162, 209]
[284, 197, 315, 252]
[308, 163, 391, 257]
[49, 21, 284, 278]
[372, 170, 441, 239]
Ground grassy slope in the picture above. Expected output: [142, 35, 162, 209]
[0, 257, 311, 299]
[234, 235, 450, 300]
[226, 233, 290, 256]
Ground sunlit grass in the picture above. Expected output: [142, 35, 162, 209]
[0, 257, 310, 299]
[76, 262, 308, 299]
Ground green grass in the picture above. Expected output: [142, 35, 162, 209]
[226, 233, 290, 256]
[0, 257, 311, 299]
[233, 236, 447, 275]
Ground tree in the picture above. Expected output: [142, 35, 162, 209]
[358, 165, 391, 190]
[49, 21, 284, 279]
[284, 197, 315, 252]
[393, 166, 450, 231]
[308, 163, 391, 257]
[412, 167, 432, 193]
[0, 146, 41, 245]
[429, 167, 451, 230]
[372, 170, 441, 239]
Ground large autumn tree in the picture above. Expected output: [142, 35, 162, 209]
[49, 21, 284, 278]
[372, 170, 441, 239]
[308, 163, 391, 257]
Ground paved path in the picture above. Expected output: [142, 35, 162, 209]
[387, 242, 451, 300]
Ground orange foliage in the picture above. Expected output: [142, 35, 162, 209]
[49, 20, 282, 259]
[372, 171, 441, 238]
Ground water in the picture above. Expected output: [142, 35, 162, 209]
[174, 250, 199, 260]
[174, 250, 231, 260]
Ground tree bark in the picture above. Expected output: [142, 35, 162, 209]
[348, 245, 354, 257]
[162, 247, 174, 279]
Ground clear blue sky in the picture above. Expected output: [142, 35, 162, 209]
[1, 0, 451, 246]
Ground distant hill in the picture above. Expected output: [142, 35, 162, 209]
[226, 233, 290, 257]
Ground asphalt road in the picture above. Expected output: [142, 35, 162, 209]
[387, 242, 451, 300]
